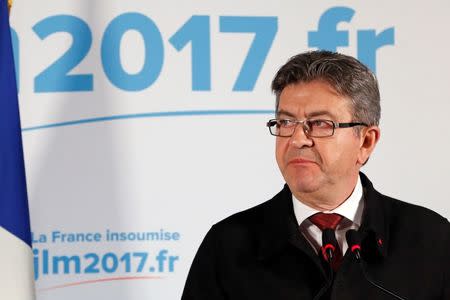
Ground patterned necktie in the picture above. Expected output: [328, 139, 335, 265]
[308, 213, 343, 271]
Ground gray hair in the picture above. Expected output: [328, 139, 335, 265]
[271, 50, 380, 126]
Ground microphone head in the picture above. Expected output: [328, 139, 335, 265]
[345, 229, 362, 258]
[321, 228, 338, 262]
[322, 228, 338, 248]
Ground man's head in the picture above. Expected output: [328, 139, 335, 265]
[272, 50, 380, 126]
[270, 51, 380, 209]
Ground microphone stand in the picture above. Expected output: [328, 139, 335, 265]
[346, 230, 407, 300]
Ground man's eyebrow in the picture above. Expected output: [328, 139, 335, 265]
[276, 109, 338, 119]
[306, 110, 337, 119]
[276, 110, 296, 118]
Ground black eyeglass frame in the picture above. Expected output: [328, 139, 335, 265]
[266, 118, 369, 138]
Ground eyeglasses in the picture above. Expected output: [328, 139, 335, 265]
[266, 118, 368, 138]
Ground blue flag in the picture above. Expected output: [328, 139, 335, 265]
[0, 0, 35, 298]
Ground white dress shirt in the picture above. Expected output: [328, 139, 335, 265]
[292, 175, 364, 254]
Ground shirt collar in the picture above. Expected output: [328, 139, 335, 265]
[292, 175, 364, 226]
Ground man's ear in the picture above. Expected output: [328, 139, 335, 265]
[358, 126, 380, 165]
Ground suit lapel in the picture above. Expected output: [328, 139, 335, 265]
[255, 185, 328, 279]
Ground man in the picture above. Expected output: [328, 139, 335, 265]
[181, 51, 450, 299]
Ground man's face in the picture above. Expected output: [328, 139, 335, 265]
[275, 80, 363, 198]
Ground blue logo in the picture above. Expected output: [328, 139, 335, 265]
[308, 6, 395, 72]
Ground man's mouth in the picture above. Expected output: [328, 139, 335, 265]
[288, 158, 316, 165]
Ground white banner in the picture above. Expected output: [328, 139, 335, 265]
[10, 1, 450, 299]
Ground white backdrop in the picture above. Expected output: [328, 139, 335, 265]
[10, 1, 450, 299]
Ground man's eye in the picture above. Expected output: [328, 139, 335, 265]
[310, 120, 329, 128]
[279, 119, 294, 127]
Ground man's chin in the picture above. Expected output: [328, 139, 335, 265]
[286, 175, 323, 195]
[291, 182, 321, 194]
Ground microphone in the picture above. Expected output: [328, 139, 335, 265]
[345, 230, 407, 300]
[345, 229, 362, 260]
[321, 228, 338, 263]
[312, 229, 338, 300]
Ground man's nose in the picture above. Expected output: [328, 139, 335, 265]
[289, 123, 313, 148]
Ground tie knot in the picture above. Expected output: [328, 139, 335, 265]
[309, 213, 343, 231]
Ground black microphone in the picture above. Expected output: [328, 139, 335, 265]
[312, 229, 338, 300]
[322, 228, 338, 263]
[346, 229, 362, 260]
[345, 230, 407, 300]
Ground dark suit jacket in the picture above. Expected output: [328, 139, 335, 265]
[182, 173, 450, 299]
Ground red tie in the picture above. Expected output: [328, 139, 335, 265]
[308, 213, 343, 271]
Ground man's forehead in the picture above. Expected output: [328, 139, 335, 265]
[281, 80, 341, 96]
[277, 81, 352, 119]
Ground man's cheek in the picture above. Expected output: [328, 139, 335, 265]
[275, 143, 287, 165]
